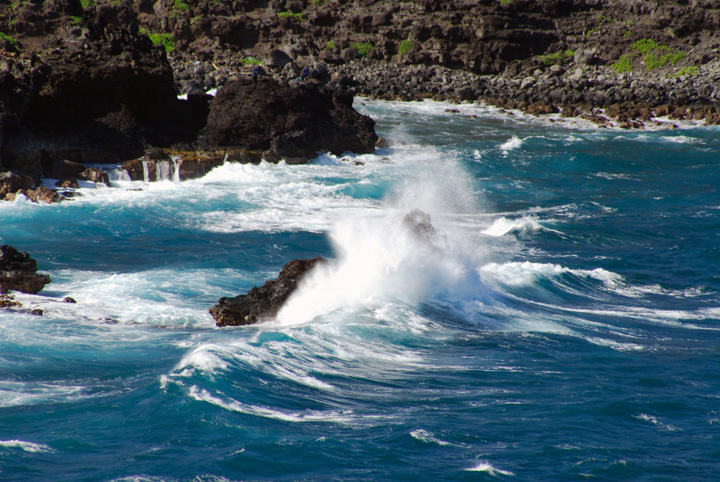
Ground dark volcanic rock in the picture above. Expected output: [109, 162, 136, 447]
[0, 245, 51, 294]
[0, 170, 36, 199]
[0, 19, 209, 183]
[200, 79, 377, 163]
[210, 257, 326, 327]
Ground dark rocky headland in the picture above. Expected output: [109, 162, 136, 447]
[1, 0, 719, 202]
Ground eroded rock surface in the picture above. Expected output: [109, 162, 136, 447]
[0, 245, 51, 294]
[210, 257, 327, 327]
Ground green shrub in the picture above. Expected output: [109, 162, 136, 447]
[351, 41, 375, 57]
[612, 39, 685, 72]
[140, 28, 176, 53]
[68, 15, 83, 25]
[644, 51, 684, 70]
[174, 0, 189, 11]
[80, 0, 95, 8]
[632, 39, 663, 54]
[325, 40, 337, 51]
[398, 39, 414, 56]
[498, 0, 513, 5]
[611, 54, 633, 73]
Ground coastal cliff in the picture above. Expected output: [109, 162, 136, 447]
[0, 0, 719, 191]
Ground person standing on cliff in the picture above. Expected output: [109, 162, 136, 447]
[252, 66, 259, 88]
[301, 66, 309, 82]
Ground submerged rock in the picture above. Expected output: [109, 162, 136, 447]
[210, 257, 327, 327]
[0, 245, 51, 294]
[402, 209, 447, 250]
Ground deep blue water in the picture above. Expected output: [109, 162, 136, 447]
[1, 100, 719, 481]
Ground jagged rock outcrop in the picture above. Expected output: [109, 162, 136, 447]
[199, 78, 377, 163]
[210, 257, 326, 327]
[0, 245, 51, 294]
[0, 4, 210, 188]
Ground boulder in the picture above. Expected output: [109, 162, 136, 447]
[51, 160, 85, 180]
[210, 257, 327, 327]
[0, 170, 36, 199]
[79, 168, 111, 186]
[0, 245, 51, 294]
[199, 79, 377, 163]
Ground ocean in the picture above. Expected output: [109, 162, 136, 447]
[1, 99, 719, 481]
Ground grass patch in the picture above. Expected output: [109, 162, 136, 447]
[351, 41, 375, 57]
[611, 38, 685, 73]
[631, 39, 663, 54]
[139, 28, 176, 53]
[498, 0, 513, 5]
[68, 15, 83, 25]
[631, 40, 684, 71]
[277, 11, 304, 21]
[643, 51, 684, 70]
[537, 49, 574, 65]
[324, 40, 337, 51]
[80, 0, 95, 8]
[611, 54, 633, 73]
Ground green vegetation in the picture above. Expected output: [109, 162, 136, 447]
[139, 28, 176, 53]
[398, 39, 414, 56]
[611, 54, 634, 73]
[631, 39, 685, 70]
[242, 56, 263, 66]
[351, 41, 375, 57]
[631, 39, 660, 54]
[0, 32, 16, 44]
[68, 15, 83, 25]
[174, 0, 189, 11]
[277, 11, 304, 21]
[611, 38, 686, 73]
[80, 0, 96, 8]
[537, 49, 574, 65]
[643, 50, 684, 70]
[498, 0, 513, 5]
[670, 66, 699, 77]
[324, 40, 337, 51]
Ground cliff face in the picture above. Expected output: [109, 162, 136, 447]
[4, 1, 718, 83]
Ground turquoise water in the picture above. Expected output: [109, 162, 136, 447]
[1, 100, 719, 481]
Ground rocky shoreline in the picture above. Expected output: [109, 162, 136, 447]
[1, 0, 719, 205]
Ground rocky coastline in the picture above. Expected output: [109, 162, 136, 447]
[0, 0, 719, 204]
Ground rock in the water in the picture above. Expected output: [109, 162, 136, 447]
[210, 257, 327, 327]
[199, 79, 377, 164]
[0, 294, 21, 309]
[0, 245, 51, 294]
[402, 209, 447, 250]
[0, 170, 36, 199]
